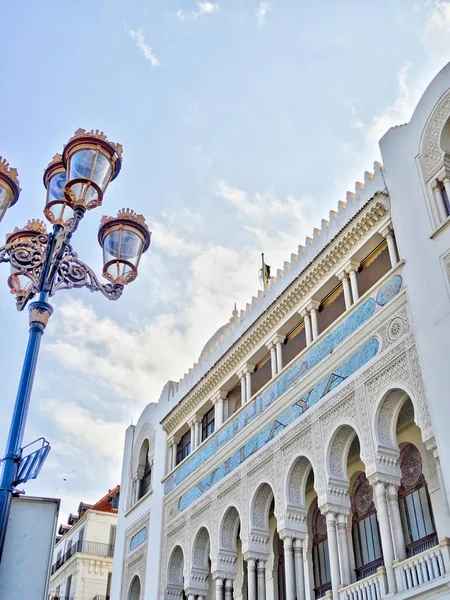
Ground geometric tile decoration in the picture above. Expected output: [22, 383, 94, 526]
[177, 337, 379, 511]
[130, 526, 147, 551]
[164, 274, 403, 503]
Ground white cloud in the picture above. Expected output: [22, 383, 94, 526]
[176, 1, 219, 20]
[256, 1, 271, 26]
[422, 1, 450, 63]
[126, 26, 160, 66]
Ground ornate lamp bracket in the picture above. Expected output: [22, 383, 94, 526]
[51, 250, 123, 301]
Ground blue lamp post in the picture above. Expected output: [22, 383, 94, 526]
[0, 129, 152, 560]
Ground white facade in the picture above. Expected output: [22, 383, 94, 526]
[49, 508, 117, 600]
[111, 62, 450, 600]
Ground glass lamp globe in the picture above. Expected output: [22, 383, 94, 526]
[0, 157, 20, 225]
[98, 209, 151, 286]
[62, 129, 122, 210]
[43, 155, 74, 226]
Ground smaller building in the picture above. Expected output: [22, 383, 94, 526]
[49, 486, 120, 600]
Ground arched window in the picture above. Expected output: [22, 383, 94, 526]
[351, 473, 383, 580]
[139, 448, 152, 499]
[311, 499, 331, 598]
[398, 443, 437, 556]
[128, 575, 141, 600]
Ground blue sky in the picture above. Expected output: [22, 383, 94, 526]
[1, 0, 450, 521]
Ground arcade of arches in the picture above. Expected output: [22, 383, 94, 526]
[164, 390, 450, 600]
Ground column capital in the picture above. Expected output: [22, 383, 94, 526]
[187, 415, 201, 427]
[337, 269, 349, 282]
[368, 472, 400, 489]
[344, 258, 360, 274]
[237, 362, 255, 378]
[267, 332, 285, 347]
[431, 178, 442, 191]
[211, 389, 228, 404]
[167, 434, 180, 446]
[293, 538, 305, 551]
[380, 223, 395, 239]
[299, 307, 309, 319]
[306, 299, 320, 312]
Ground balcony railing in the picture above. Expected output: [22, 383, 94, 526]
[340, 567, 387, 600]
[51, 540, 114, 574]
[394, 538, 450, 592]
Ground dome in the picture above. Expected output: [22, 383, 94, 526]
[199, 323, 229, 360]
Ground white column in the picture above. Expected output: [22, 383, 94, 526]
[245, 371, 252, 402]
[294, 539, 306, 600]
[385, 231, 399, 267]
[188, 594, 195, 600]
[194, 421, 201, 448]
[247, 558, 257, 600]
[302, 310, 312, 347]
[310, 307, 319, 341]
[325, 512, 341, 600]
[213, 392, 226, 429]
[339, 272, 352, 310]
[432, 180, 449, 222]
[283, 537, 296, 600]
[190, 421, 197, 451]
[276, 341, 283, 372]
[336, 514, 351, 586]
[443, 178, 450, 212]
[168, 441, 174, 472]
[374, 481, 396, 593]
[387, 484, 406, 561]
[348, 269, 359, 303]
[240, 373, 246, 404]
[171, 441, 178, 470]
[257, 560, 266, 600]
[225, 579, 233, 600]
[216, 577, 224, 600]
[269, 344, 277, 378]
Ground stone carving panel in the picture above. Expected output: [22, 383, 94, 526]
[377, 388, 408, 449]
[420, 88, 450, 181]
[287, 456, 312, 507]
[328, 424, 356, 481]
[251, 482, 274, 531]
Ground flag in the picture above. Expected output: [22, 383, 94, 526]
[259, 253, 271, 289]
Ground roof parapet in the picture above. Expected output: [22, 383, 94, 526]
[161, 162, 386, 408]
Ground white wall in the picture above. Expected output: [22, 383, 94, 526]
[380, 61, 450, 517]
[111, 400, 167, 599]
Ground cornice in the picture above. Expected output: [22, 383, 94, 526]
[162, 195, 388, 435]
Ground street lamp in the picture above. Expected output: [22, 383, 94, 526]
[0, 129, 151, 560]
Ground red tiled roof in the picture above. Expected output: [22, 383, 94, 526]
[90, 485, 120, 514]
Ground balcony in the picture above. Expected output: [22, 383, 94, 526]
[51, 540, 114, 574]
[339, 540, 450, 599]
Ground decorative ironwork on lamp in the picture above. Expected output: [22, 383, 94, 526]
[0, 157, 20, 224]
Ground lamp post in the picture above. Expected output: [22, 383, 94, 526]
[0, 128, 151, 560]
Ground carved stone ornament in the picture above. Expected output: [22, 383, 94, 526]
[420, 88, 450, 182]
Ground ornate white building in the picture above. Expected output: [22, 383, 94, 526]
[111, 62, 450, 600]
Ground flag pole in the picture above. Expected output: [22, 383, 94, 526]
[261, 252, 266, 293]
